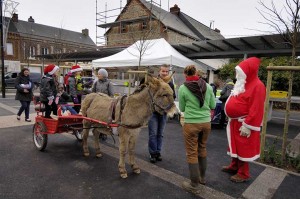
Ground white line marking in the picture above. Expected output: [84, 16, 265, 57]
[242, 167, 287, 199]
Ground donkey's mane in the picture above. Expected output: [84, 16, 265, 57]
[130, 84, 147, 95]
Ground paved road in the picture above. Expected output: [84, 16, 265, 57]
[0, 93, 299, 199]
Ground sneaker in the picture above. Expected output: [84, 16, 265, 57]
[17, 116, 20, 120]
[25, 119, 31, 122]
[156, 153, 162, 161]
[149, 154, 156, 163]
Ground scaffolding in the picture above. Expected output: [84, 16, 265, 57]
[95, 0, 162, 46]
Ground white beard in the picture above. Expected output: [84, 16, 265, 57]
[232, 78, 246, 96]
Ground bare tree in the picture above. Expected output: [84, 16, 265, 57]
[257, 0, 300, 66]
[123, 1, 163, 80]
[126, 0, 166, 72]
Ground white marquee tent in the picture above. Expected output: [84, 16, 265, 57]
[92, 38, 201, 69]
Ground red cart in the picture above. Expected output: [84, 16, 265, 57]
[32, 96, 118, 151]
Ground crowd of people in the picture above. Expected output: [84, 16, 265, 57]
[14, 57, 266, 196]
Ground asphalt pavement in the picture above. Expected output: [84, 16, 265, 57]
[0, 91, 299, 199]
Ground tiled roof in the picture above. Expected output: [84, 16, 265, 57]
[140, 0, 224, 40]
[7, 18, 96, 46]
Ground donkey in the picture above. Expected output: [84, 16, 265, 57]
[81, 75, 177, 178]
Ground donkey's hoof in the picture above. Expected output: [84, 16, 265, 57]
[131, 165, 141, 174]
[83, 152, 90, 157]
[96, 153, 103, 158]
[120, 173, 128, 179]
[133, 168, 141, 174]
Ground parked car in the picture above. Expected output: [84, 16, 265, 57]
[4, 71, 42, 90]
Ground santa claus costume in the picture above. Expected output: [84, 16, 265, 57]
[223, 57, 266, 182]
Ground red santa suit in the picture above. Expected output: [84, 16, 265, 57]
[224, 57, 266, 181]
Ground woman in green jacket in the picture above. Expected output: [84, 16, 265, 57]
[179, 65, 216, 194]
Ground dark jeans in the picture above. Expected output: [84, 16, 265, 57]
[220, 110, 226, 126]
[148, 112, 167, 155]
[73, 94, 82, 113]
[61, 105, 77, 115]
[17, 100, 31, 119]
[43, 102, 57, 118]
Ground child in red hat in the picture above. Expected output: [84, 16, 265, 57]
[68, 65, 83, 113]
[40, 64, 60, 118]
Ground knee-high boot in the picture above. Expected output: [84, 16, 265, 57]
[198, 157, 207, 185]
[182, 163, 201, 194]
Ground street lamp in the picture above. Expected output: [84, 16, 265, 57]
[0, 0, 6, 98]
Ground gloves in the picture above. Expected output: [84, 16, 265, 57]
[55, 96, 60, 105]
[47, 96, 54, 105]
[73, 97, 79, 104]
[48, 99, 53, 105]
[239, 125, 251, 138]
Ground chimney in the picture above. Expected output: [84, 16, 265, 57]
[170, 4, 180, 16]
[28, 16, 35, 23]
[214, 28, 221, 33]
[82, 28, 89, 36]
[12, 13, 18, 22]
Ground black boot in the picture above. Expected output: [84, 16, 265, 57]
[156, 153, 162, 161]
[198, 157, 207, 185]
[149, 154, 156, 163]
[182, 163, 201, 194]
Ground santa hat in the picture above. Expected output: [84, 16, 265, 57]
[235, 57, 260, 80]
[70, 65, 83, 73]
[44, 64, 59, 75]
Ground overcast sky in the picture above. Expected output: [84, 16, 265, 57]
[13, 0, 283, 44]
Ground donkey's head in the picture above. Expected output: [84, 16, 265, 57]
[145, 75, 177, 117]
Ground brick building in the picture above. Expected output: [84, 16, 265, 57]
[100, 0, 224, 47]
[3, 14, 96, 73]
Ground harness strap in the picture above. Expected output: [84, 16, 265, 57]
[108, 97, 120, 124]
[118, 95, 128, 123]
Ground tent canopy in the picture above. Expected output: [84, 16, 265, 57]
[92, 38, 200, 68]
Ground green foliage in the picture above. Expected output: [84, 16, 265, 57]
[219, 57, 300, 96]
[263, 138, 283, 166]
[263, 138, 300, 172]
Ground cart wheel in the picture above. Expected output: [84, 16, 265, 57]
[74, 129, 83, 141]
[33, 122, 48, 151]
[99, 133, 107, 141]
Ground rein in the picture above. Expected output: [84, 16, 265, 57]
[147, 88, 174, 112]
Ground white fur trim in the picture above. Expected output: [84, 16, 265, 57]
[226, 119, 232, 155]
[70, 67, 83, 73]
[48, 65, 59, 75]
[242, 122, 261, 131]
[235, 65, 247, 79]
[227, 152, 260, 162]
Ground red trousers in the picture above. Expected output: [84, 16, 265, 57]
[228, 158, 250, 179]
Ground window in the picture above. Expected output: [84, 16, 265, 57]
[121, 23, 127, 33]
[12, 73, 18, 78]
[41, 47, 48, 55]
[6, 43, 13, 55]
[23, 42, 26, 58]
[29, 46, 35, 58]
[141, 21, 147, 30]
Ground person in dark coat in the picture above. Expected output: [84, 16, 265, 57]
[40, 64, 60, 118]
[219, 78, 234, 128]
[92, 68, 114, 96]
[15, 68, 34, 122]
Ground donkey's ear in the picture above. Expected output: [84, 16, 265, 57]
[145, 74, 160, 88]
